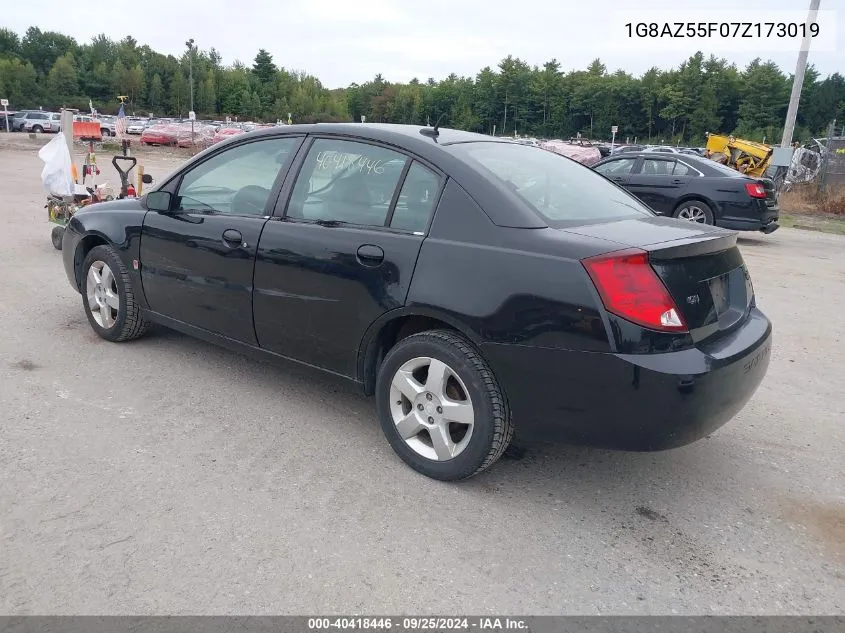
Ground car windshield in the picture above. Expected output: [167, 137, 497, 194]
[454, 142, 654, 224]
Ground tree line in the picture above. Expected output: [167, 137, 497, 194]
[1, 26, 844, 145]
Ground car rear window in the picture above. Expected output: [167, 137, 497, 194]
[453, 142, 654, 225]
[699, 159, 748, 178]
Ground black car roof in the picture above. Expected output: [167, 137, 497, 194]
[595, 152, 748, 178]
[200, 123, 547, 229]
[246, 122, 508, 148]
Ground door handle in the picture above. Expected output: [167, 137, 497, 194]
[356, 244, 384, 266]
[222, 229, 244, 247]
[672, 178, 685, 184]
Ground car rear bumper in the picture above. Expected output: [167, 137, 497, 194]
[481, 307, 772, 450]
[719, 215, 779, 233]
[719, 201, 779, 233]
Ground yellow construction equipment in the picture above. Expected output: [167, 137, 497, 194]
[705, 133, 773, 177]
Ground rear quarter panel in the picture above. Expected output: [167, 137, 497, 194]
[406, 180, 612, 353]
[686, 176, 749, 221]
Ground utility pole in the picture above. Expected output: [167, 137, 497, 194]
[185, 38, 195, 116]
[781, 0, 821, 148]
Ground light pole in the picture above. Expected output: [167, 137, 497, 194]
[185, 38, 195, 116]
[781, 0, 821, 147]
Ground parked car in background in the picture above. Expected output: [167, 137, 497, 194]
[611, 144, 645, 154]
[643, 146, 683, 154]
[592, 152, 779, 233]
[140, 123, 177, 146]
[210, 126, 245, 145]
[10, 110, 44, 131]
[23, 111, 61, 133]
[98, 116, 117, 137]
[176, 123, 216, 148]
[60, 124, 772, 481]
[0, 110, 18, 130]
[126, 119, 148, 135]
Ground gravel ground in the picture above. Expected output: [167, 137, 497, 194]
[0, 135, 843, 615]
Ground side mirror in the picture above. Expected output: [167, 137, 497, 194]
[145, 190, 172, 213]
[142, 173, 153, 184]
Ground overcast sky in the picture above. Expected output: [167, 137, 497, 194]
[5, 0, 842, 88]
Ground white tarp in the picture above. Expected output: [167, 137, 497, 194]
[38, 134, 74, 197]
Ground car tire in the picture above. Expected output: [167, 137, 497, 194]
[81, 245, 149, 342]
[32, 125, 43, 133]
[375, 329, 514, 481]
[674, 200, 714, 225]
[51, 226, 64, 250]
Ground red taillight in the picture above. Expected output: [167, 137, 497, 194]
[745, 182, 766, 199]
[582, 248, 688, 333]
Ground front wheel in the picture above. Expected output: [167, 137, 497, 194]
[674, 200, 714, 225]
[375, 329, 513, 481]
[81, 245, 149, 342]
[51, 226, 64, 250]
[32, 125, 43, 133]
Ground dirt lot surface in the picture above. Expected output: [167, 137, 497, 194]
[0, 134, 843, 615]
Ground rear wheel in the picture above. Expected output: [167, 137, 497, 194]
[81, 245, 149, 342]
[375, 329, 513, 481]
[674, 200, 714, 225]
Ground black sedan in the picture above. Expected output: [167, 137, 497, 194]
[61, 124, 772, 481]
[592, 152, 780, 234]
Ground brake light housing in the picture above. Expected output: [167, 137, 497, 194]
[582, 248, 688, 333]
[745, 182, 767, 199]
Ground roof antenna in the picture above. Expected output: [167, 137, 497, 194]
[420, 113, 446, 139]
[433, 112, 446, 133]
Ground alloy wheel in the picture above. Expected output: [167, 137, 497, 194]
[86, 261, 119, 328]
[389, 356, 475, 461]
[677, 205, 708, 223]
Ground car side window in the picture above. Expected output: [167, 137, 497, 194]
[673, 161, 696, 176]
[642, 159, 673, 176]
[287, 138, 408, 227]
[390, 161, 441, 232]
[175, 137, 297, 215]
[595, 158, 636, 176]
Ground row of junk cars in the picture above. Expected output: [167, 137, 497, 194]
[130, 118, 282, 149]
[513, 136, 707, 165]
[2, 109, 281, 149]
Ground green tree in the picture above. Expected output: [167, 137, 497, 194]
[170, 70, 186, 115]
[736, 59, 789, 141]
[0, 28, 21, 58]
[148, 73, 163, 112]
[252, 48, 276, 84]
[21, 27, 77, 76]
[4, 25, 844, 136]
[110, 59, 126, 95]
[0, 58, 39, 107]
[127, 63, 145, 108]
[47, 52, 78, 101]
[197, 74, 216, 115]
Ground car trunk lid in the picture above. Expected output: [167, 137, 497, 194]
[759, 177, 779, 208]
[566, 216, 753, 343]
